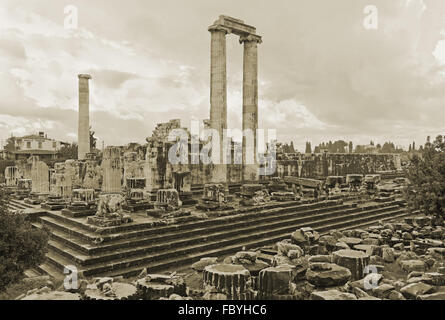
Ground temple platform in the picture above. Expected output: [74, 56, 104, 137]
[61, 207, 97, 218]
[18, 191, 411, 280]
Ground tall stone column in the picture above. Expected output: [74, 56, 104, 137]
[208, 25, 230, 184]
[78, 74, 91, 160]
[241, 35, 262, 182]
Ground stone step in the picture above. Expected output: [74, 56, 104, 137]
[99, 209, 411, 278]
[41, 203, 355, 260]
[39, 200, 352, 244]
[39, 207, 409, 280]
[37, 259, 66, 280]
[36, 200, 351, 276]
[9, 199, 34, 209]
[45, 204, 368, 265]
[31, 221, 43, 230]
[48, 203, 400, 266]
[337, 211, 416, 233]
[41, 202, 353, 251]
[43, 205, 405, 277]
[40, 196, 357, 236]
[24, 268, 42, 278]
[8, 202, 29, 210]
[7, 204, 23, 211]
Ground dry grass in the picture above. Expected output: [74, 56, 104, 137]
[0, 276, 63, 300]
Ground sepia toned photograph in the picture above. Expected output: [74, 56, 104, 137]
[1, 0, 445, 307]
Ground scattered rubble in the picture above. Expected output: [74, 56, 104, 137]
[15, 211, 445, 300]
[136, 273, 186, 300]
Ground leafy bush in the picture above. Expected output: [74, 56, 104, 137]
[405, 135, 445, 224]
[0, 190, 49, 291]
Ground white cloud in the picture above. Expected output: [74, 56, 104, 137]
[0, 0, 445, 150]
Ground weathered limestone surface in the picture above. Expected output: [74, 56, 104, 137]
[332, 249, 370, 281]
[400, 282, 434, 299]
[78, 74, 91, 160]
[123, 151, 145, 187]
[203, 264, 250, 296]
[258, 265, 296, 296]
[241, 35, 261, 182]
[371, 284, 395, 299]
[417, 292, 445, 300]
[144, 140, 163, 193]
[82, 160, 101, 190]
[5, 166, 19, 186]
[310, 290, 357, 300]
[136, 274, 186, 300]
[209, 24, 228, 184]
[306, 263, 352, 287]
[192, 257, 218, 272]
[338, 237, 362, 247]
[400, 259, 426, 273]
[101, 147, 123, 193]
[84, 282, 138, 300]
[291, 227, 320, 251]
[22, 291, 80, 300]
[30, 156, 49, 193]
[50, 161, 81, 198]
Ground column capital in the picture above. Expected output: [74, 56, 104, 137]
[208, 24, 232, 35]
[78, 74, 92, 80]
[239, 34, 262, 45]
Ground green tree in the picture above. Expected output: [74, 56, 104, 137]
[305, 142, 312, 154]
[332, 140, 348, 153]
[59, 143, 78, 160]
[4, 137, 16, 152]
[0, 190, 49, 291]
[381, 142, 395, 153]
[289, 141, 295, 153]
[405, 135, 445, 224]
[355, 145, 366, 153]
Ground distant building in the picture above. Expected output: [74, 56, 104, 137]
[3, 131, 68, 160]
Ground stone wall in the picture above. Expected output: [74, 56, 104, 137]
[101, 147, 123, 193]
[82, 160, 101, 190]
[15, 148, 403, 195]
[30, 156, 49, 193]
[123, 151, 145, 188]
[272, 153, 401, 180]
[50, 162, 73, 197]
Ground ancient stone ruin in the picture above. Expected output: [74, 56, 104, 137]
[2, 15, 437, 304]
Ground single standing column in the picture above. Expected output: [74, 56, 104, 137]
[241, 35, 262, 182]
[78, 74, 91, 160]
[208, 25, 230, 183]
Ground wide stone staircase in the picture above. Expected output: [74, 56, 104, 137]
[30, 196, 412, 279]
[8, 198, 35, 211]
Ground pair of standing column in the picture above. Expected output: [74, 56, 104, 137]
[209, 26, 262, 183]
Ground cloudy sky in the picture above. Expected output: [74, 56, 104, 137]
[1, 0, 445, 151]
